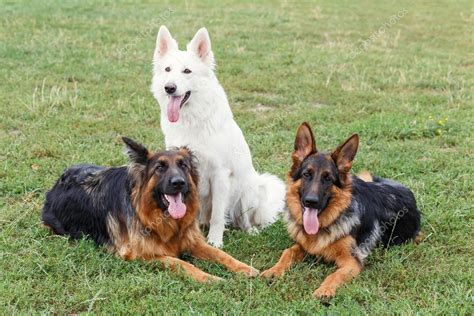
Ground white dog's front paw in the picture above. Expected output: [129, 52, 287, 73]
[207, 237, 223, 248]
[207, 225, 224, 248]
[247, 226, 260, 236]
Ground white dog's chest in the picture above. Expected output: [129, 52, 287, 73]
[163, 126, 227, 180]
[163, 122, 251, 170]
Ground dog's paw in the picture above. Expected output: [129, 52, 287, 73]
[236, 265, 259, 278]
[208, 275, 225, 282]
[198, 273, 224, 283]
[207, 238, 223, 248]
[207, 229, 224, 248]
[260, 267, 284, 279]
[247, 227, 260, 236]
[313, 286, 336, 299]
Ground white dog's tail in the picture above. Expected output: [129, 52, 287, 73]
[252, 173, 286, 227]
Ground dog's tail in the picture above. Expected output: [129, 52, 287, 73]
[252, 173, 286, 227]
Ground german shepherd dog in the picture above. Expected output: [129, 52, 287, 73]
[261, 122, 421, 298]
[42, 137, 259, 282]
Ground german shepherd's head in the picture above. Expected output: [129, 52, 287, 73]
[122, 137, 199, 221]
[288, 123, 359, 235]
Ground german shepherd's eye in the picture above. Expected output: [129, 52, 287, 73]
[165, 66, 171, 72]
[177, 160, 188, 169]
[183, 68, 192, 74]
[302, 171, 312, 180]
[323, 173, 332, 183]
[156, 162, 168, 172]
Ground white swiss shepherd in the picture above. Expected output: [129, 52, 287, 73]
[150, 26, 285, 247]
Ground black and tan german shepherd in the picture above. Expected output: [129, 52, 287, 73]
[261, 122, 421, 298]
[42, 137, 258, 282]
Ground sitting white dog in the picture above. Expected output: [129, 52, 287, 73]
[150, 26, 285, 247]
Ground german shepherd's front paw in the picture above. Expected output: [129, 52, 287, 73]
[199, 273, 224, 283]
[236, 265, 260, 278]
[260, 267, 284, 279]
[313, 286, 336, 299]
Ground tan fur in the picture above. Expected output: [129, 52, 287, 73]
[414, 231, 424, 244]
[260, 243, 305, 278]
[357, 170, 373, 182]
[107, 149, 258, 282]
[313, 236, 362, 298]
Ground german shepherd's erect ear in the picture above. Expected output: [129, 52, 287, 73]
[122, 137, 150, 165]
[291, 122, 317, 173]
[331, 134, 359, 173]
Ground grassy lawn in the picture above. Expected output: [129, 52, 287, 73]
[1, 0, 472, 314]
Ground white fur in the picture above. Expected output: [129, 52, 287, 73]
[150, 26, 286, 247]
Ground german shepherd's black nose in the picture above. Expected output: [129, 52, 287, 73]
[165, 84, 177, 94]
[170, 175, 186, 190]
[303, 195, 320, 208]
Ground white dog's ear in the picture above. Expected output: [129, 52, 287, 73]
[187, 27, 215, 68]
[154, 25, 178, 60]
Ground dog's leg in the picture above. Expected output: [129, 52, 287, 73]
[190, 239, 259, 277]
[313, 237, 362, 298]
[155, 255, 223, 283]
[260, 243, 305, 278]
[240, 212, 257, 234]
[198, 176, 212, 227]
[207, 170, 230, 248]
[313, 256, 361, 298]
[235, 204, 255, 233]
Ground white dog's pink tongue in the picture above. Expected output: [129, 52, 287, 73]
[303, 207, 319, 235]
[167, 96, 184, 123]
[165, 193, 186, 219]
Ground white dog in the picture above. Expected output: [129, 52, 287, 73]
[150, 26, 285, 247]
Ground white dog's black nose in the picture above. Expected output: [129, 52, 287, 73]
[165, 84, 177, 94]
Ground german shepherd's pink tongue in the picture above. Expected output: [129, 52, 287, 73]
[167, 95, 184, 123]
[303, 207, 319, 235]
[165, 193, 186, 219]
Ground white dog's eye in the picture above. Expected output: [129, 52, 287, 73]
[183, 68, 192, 74]
[165, 67, 171, 72]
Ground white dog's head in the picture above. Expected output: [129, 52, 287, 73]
[151, 26, 216, 123]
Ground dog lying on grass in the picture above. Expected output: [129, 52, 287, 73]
[261, 122, 421, 298]
[42, 137, 258, 282]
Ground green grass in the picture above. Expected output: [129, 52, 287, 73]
[1, 0, 473, 314]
